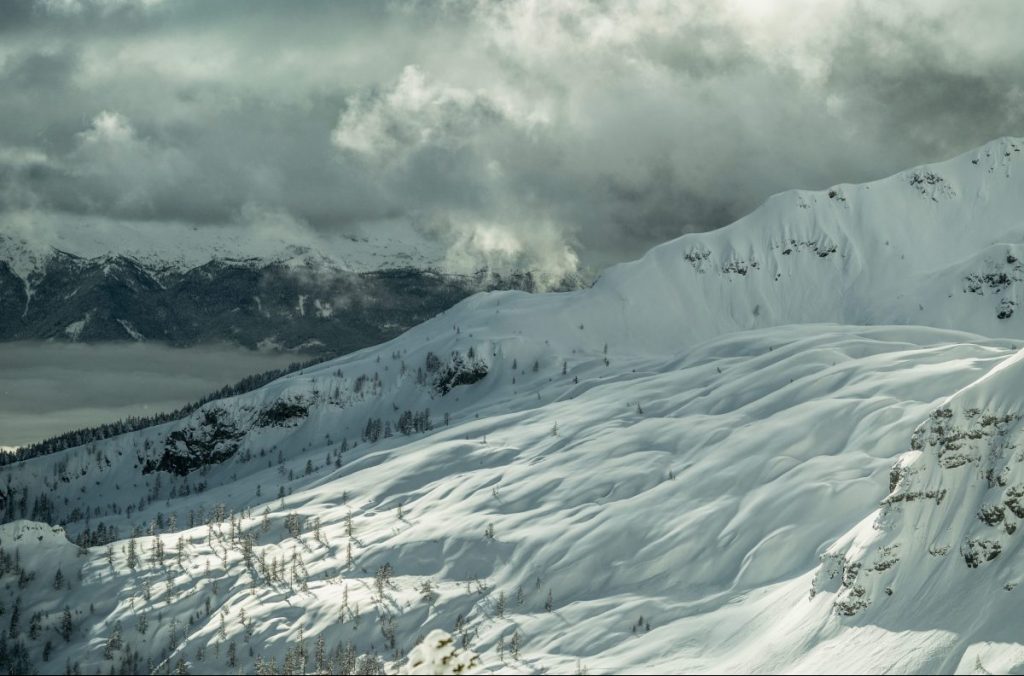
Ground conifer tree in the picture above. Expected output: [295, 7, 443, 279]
[60, 606, 73, 642]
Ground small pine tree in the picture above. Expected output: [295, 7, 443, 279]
[312, 634, 325, 673]
[126, 537, 138, 570]
[419, 579, 437, 606]
[285, 512, 302, 538]
[374, 563, 393, 601]
[60, 606, 73, 642]
[495, 591, 506, 618]
[8, 596, 19, 638]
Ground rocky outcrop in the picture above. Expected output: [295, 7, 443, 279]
[144, 407, 245, 475]
[812, 350, 1024, 616]
[256, 399, 310, 427]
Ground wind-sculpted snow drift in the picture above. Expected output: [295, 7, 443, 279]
[3, 138, 1024, 674]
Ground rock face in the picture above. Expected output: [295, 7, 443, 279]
[255, 399, 310, 428]
[144, 407, 245, 475]
[813, 347, 1024, 623]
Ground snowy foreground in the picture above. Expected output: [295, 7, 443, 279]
[3, 138, 1024, 674]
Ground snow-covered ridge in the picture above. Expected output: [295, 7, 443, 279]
[0, 218, 450, 281]
[583, 135, 1024, 350]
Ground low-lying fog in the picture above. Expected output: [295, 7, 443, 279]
[0, 341, 310, 449]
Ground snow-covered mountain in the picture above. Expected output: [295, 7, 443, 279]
[2, 138, 1024, 674]
[0, 220, 452, 280]
[0, 219, 576, 353]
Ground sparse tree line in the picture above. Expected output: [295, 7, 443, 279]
[0, 479, 564, 674]
[0, 337, 628, 673]
[361, 408, 435, 444]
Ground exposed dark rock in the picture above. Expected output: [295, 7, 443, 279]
[721, 259, 759, 276]
[882, 488, 947, 506]
[256, 400, 310, 427]
[978, 504, 1006, 526]
[1005, 486, 1024, 519]
[144, 407, 244, 476]
[682, 247, 712, 272]
[962, 538, 1002, 568]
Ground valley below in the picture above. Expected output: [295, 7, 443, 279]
[0, 341, 308, 449]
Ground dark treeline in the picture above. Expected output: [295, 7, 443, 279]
[0, 355, 331, 467]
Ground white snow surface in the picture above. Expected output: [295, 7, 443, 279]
[402, 630, 480, 674]
[3, 137, 1024, 673]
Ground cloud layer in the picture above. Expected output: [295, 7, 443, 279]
[0, 341, 305, 447]
[2, 0, 1023, 272]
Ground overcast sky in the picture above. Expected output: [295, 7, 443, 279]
[2, 0, 1023, 273]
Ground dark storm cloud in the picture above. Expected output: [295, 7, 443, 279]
[825, 8, 1024, 158]
[1, 0, 1022, 272]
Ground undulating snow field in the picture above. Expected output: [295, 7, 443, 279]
[3, 138, 1024, 674]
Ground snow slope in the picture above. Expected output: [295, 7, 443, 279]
[2, 137, 1024, 674]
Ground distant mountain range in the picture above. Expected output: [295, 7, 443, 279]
[0, 222, 579, 353]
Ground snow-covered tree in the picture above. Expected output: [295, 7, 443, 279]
[402, 629, 480, 675]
